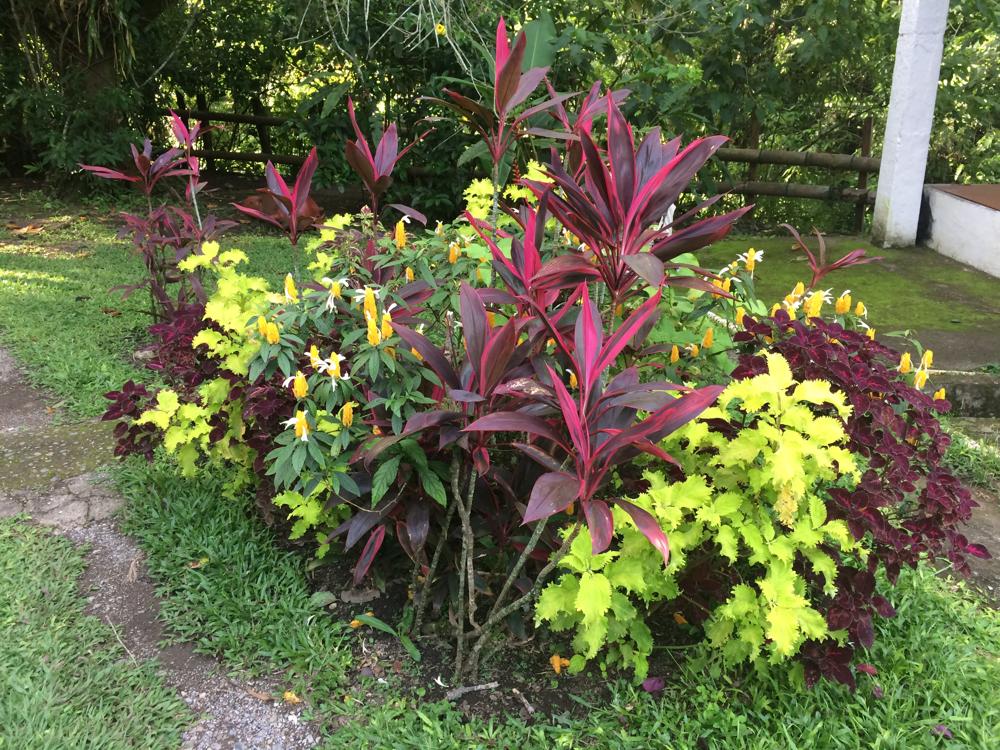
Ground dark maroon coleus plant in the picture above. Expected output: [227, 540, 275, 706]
[733, 311, 988, 687]
[524, 95, 751, 307]
[464, 284, 723, 561]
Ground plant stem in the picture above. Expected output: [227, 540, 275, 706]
[464, 521, 581, 677]
[413, 462, 459, 636]
[482, 516, 548, 627]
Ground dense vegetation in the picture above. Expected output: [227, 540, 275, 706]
[3, 1, 999, 230]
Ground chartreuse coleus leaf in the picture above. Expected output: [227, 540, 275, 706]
[534, 354, 858, 680]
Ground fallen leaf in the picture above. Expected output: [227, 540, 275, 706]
[187, 556, 210, 569]
[673, 612, 688, 625]
[7, 223, 44, 234]
[283, 690, 302, 704]
[101, 307, 122, 317]
[641, 676, 666, 694]
[246, 688, 273, 702]
[549, 654, 570, 675]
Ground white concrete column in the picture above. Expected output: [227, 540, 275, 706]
[872, 0, 949, 247]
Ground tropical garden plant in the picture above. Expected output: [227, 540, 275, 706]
[95, 17, 987, 692]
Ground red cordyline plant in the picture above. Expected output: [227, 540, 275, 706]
[524, 95, 751, 308]
[80, 112, 235, 322]
[232, 148, 322, 246]
[345, 96, 430, 222]
[427, 18, 573, 168]
[780, 223, 882, 289]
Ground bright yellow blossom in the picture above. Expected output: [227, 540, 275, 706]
[933, 387, 946, 400]
[340, 401, 356, 428]
[913, 368, 928, 388]
[283, 410, 310, 441]
[381, 311, 393, 340]
[735, 307, 746, 327]
[568, 370, 578, 389]
[435, 220, 444, 236]
[448, 241, 460, 264]
[921, 350, 934, 369]
[835, 291, 852, 315]
[363, 287, 377, 322]
[308, 344, 322, 369]
[257, 316, 268, 337]
[867, 328, 876, 340]
[366, 313, 381, 346]
[898, 352, 913, 374]
[701, 328, 714, 349]
[394, 220, 407, 249]
[265, 321, 280, 344]
[803, 292, 823, 318]
[688, 343, 700, 357]
[486, 311, 496, 327]
[284, 370, 308, 399]
[435, 22, 447, 36]
[405, 266, 415, 282]
[670, 344, 680, 363]
[284, 273, 299, 303]
[855, 301, 867, 316]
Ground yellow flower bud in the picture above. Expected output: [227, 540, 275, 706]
[835, 292, 852, 315]
[735, 307, 746, 327]
[372, 425, 382, 435]
[448, 241, 460, 264]
[393, 220, 406, 249]
[855, 301, 867, 317]
[792, 281, 805, 299]
[381, 311, 393, 340]
[921, 350, 933, 369]
[435, 23, 447, 36]
[898, 352, 913, 374]
[340, 401, 356, 428]
[410, 347, 423, 361]
[670, 344, 680, 364]
[329, 355, 342, 380]
[293, 410, 309, 440]
[308, 344, 321, 369]
[486, 311, 496, 328]
[689, 344, 700, 357]
[292, 370, 308, 399]
[330, 280, 342, 299]
[405, 266, 415, 282]
[349, 619, 363, 629]
[435, 220, 444, 236]
[265, 321, 280, 345]
[363, 287, 377, 322]
[568, 370, 578, 389]
[366, 313, 381, 346]
[257, 316, 268, 336]
[284, 273, 299, 303]
[745, 249, 757, 272]
[867, 327, 876, 340]
[913, 368, 928, 389]
[933, 387, 946, 401]
[803, 292, 823, 318]
[701, 327, 714, 349]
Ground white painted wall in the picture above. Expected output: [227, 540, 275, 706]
[872, 0, 950, 248]
[924, 186, 1000, 278]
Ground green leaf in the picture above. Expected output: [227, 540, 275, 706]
[535, 575, 580, 623]
[371, 455, 402, 506]
[575, 571, 612, 626]
[420, 470, 447, 507]
[398, 634, 422, 663]
[522, 12, 558, 70]
[309, 591, 338, 608]
[354, 613, 396, 635]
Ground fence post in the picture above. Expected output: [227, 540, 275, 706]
[195, 93, 215, 172]
[251, 96, 272, 156]
[854, 116, 874, 233]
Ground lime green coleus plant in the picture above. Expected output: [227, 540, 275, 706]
[536, 353, 860, 680]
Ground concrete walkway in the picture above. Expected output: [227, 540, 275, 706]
[0, 348, 320, 750]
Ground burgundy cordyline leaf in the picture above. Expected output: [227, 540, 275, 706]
[583, 499, 614, 554]
[353, 525, 386, 584]
[524, 472, 579, 523]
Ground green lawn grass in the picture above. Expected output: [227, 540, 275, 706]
[701, 235, 1000, 334]
[0, 517, 189, 749]
[0, 191, 294, 417]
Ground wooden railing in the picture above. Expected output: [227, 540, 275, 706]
[168, 108, 879, 227]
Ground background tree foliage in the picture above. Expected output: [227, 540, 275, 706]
[2, 0, 998, 230]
